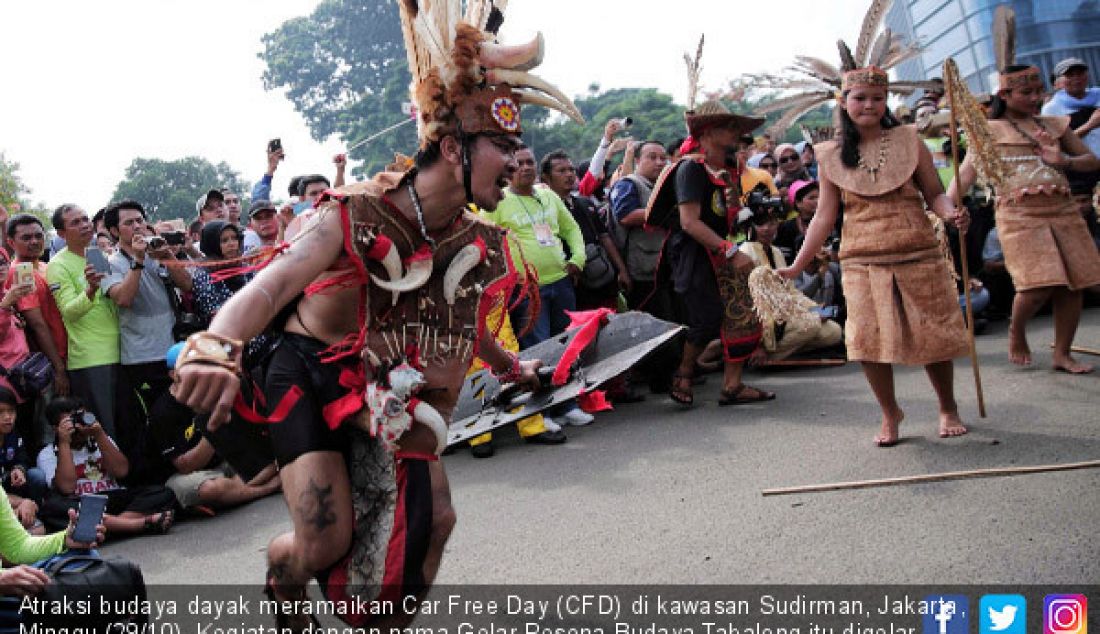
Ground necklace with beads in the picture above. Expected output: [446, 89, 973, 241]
[1005, 115, 1050, 153]
[857, 129, 890, 183]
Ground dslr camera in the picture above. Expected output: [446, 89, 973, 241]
[71, 409, 97, 427]
[746, 190, 785, 215]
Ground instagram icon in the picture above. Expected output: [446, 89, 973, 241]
[1045, 595, 1087, 634]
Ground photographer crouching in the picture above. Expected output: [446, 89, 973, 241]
[35, 397, 176, 539]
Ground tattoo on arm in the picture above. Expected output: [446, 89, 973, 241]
[298, 479, 337, 532]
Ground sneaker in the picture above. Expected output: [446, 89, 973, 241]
[563, 409, 594, 426]
[542, 417, 562, 433]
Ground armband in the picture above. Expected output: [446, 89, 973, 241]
[491, 352, 522, 383]
[175, 331, 243, 374]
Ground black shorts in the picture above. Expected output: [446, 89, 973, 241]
[264, 333, 352, 467]
[677, 264, 722, 346]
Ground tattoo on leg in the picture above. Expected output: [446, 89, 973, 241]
[298, 480, 337, 532]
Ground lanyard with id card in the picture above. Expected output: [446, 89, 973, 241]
[518, 194, 556, 248]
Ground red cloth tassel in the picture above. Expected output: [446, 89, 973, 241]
[577, 389, 613, 413]
[552, 307, 613, 387]
[320, 366, 368, 430]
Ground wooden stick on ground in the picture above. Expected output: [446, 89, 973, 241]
[1048, 343, 1100, 357]
[945, 58, 987, 418]
[762, 459, 1100, 497]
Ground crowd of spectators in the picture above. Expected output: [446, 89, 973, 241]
[0, 55, 1097, 525]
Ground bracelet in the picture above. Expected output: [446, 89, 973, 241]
[174, 331, 243, 374]
[491, 352, 522, 383]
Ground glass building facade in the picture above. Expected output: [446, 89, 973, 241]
[885, 0, 1100, 93]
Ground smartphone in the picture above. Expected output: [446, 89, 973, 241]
[147, 236, 167, 250]
[72, 493, 108, 543]
[268, 138, 282, 153]
[85, 247, 111, 275]
[12, 262, 34, 287]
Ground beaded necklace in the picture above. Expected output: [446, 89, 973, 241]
[857, 129, 890, 183]
[1004, 115, 1050, 153]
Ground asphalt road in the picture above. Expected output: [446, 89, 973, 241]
[106, 308, 1100, 585]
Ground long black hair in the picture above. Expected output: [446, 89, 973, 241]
[838, 91, 901, 168]
[988, 65, 1036, 120]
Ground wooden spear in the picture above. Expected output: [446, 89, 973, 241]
[944, 59, 987, 418]
[762, 459, 1100, 496]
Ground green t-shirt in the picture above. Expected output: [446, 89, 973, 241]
[480, 187, 586, 286]
[0, 486, 66, 566]
[46, 248, 120, 370]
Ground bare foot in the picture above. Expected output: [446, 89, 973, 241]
[1052, 354, 1094, 374]
[1008, 328, 1032, 366]
[874, 407, 905, 447]
[938, 411, 968, 438]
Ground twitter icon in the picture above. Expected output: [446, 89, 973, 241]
[981, 595, 1027, 634]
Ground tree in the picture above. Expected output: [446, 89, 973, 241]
[523, 88, 688, 166]
[1, 153, 53, 229]
[260, 0, 416, 176]
[110, 157, 250, 222]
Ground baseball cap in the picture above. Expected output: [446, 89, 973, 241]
[788, 179, 819, 206]
[1053, 57, 1087, 77]
[195, 189, 224, 214]
[248, 199, 277, 217]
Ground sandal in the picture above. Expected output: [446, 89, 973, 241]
[669, 374, 694, 407]
[143, 509, 174, 535]
[718, 384, 776, 406]
[263, 570, 320, 633]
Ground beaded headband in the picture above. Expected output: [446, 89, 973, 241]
[997, 66, 1042, 91]
[841, 67, 889, 91]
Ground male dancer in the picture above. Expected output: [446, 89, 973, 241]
[171, 1, 583, 628]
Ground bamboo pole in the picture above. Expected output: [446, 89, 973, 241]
[1048, 343, 1100, 357]
[762, 459, 1100, 496]
[945, 61, 987, 418]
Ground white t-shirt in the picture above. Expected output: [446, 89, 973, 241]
[37, 439, 123, 495]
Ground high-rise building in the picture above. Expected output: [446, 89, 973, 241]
[885, 0, 1100, 93]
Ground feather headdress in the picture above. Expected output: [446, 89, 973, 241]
[748, 0, 938, 138]
[681, 35, 764, 138]
[992, 5, 1041, 91]
[397, 0, 583, 147]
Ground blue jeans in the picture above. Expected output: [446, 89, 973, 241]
[959, 287, 990, 316]
[512, 277, 577, 350]
[5, 467, 48, 504]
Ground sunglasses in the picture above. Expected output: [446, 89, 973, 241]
[759, 162, 777, 169]
[778, 156, 799, 164]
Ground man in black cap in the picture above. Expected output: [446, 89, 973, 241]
[195, 189, 228, 226]
[242, 200, 281, 253]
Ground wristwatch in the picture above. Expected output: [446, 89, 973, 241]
[130, 261, 144, 271]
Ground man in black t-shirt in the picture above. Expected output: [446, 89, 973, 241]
[652, 100, 775, 407]
[147, 388, 280, 513]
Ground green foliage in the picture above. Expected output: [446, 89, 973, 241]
[1, 153, 52, 229]
[523, 88, 688, 166]
[0, 153, 27, 214]
[256, 1, 812, 176]
[259, 0, 409, 141]
[110, 157, 250, 223]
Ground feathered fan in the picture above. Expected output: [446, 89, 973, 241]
[747, 0, 938, 138]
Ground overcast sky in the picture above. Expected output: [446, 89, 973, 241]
[0, 0, 863, 211]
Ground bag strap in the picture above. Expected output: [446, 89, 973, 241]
[43, 554, 102, 574]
